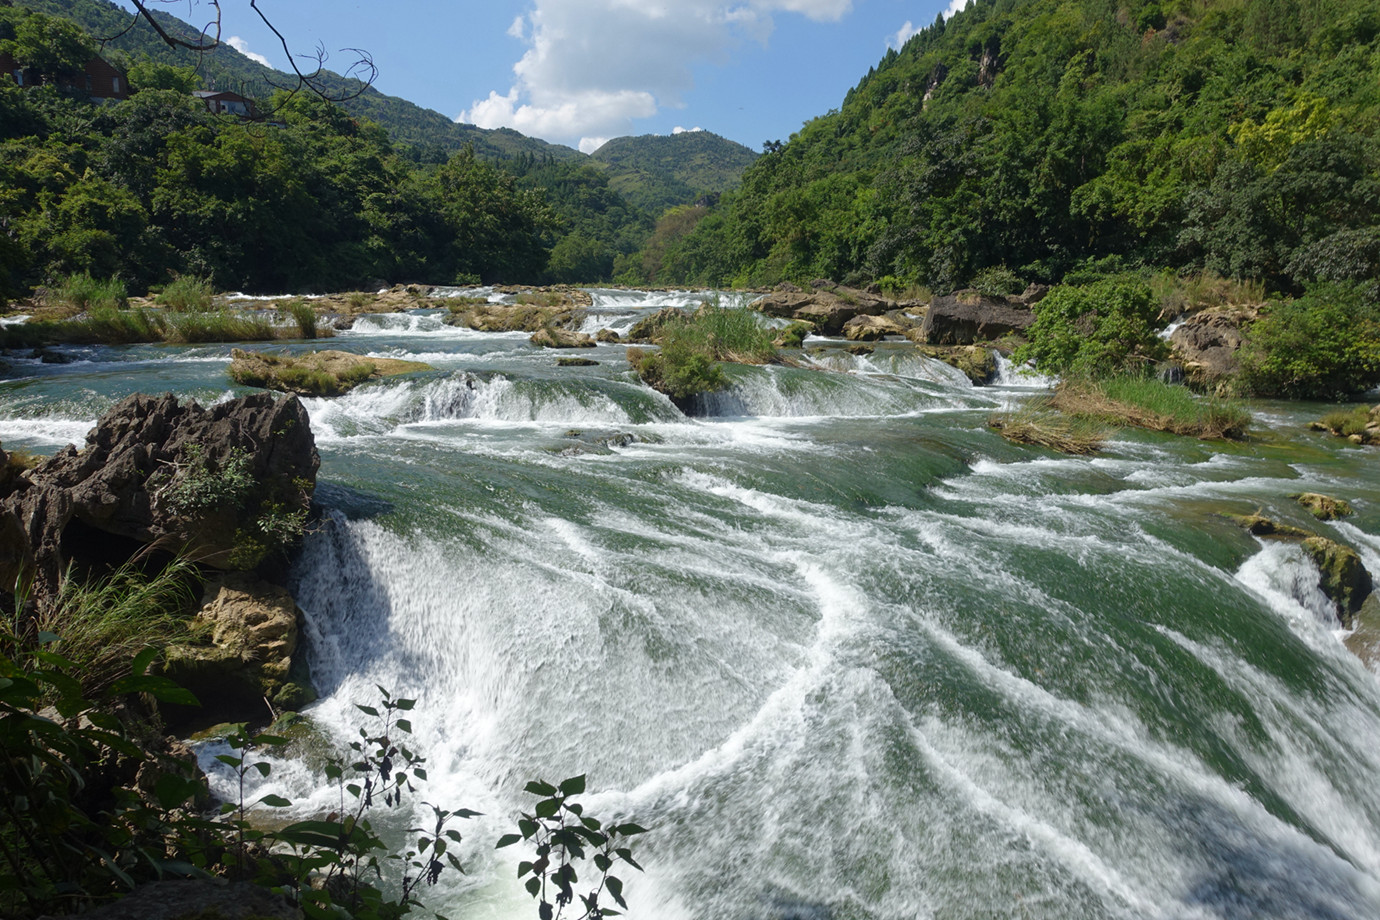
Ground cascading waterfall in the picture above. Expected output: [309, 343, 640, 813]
[1, 289, 1378, 918]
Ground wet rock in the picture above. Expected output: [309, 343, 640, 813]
[1303, 536, 1373, 626]
[530, 327, 596, 348]
[1291, 492, 1353, 521]
[1223, 513, 1312, 538]
[919, 292, 1034, 345]
[624, 307, 688, 344]
[1168, 305, 1259, 392]
[0, 392, 318, 600]
[557, 357, 600, 367]
[908, 343, 997, 384]
[595, 328, 622, 343]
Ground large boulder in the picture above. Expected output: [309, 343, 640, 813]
[752, 283, 897, 336]
[1168, 305, 1258, 391]
[164, 573, 312, 722]
[1303, 536, 1373, 627]
[842, 313, 914, 341]
[530, 327, 596, 348]
[919, 292, 1034, 345]
[0, 392, 318, 601]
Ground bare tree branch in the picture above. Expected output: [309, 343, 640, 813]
[111, 0, 376, 105]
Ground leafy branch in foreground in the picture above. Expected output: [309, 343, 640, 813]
[498, 775, 647, 919]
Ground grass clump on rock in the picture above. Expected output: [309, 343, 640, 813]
[154, 275, 215, 312]
[229, 348, 430, 397]
[1051, 374, 1251, 440]
[627, 305, 777, 405]
[989, 401, 1108, 454]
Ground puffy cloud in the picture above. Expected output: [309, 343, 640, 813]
[944, 0, 974, 19]
[226, 36, 271, 67]
[888, 20, 920, 50]
[460, 0, 854, 146]
[579, 136, 609, 153]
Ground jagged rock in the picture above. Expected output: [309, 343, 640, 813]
[229, 349, 431, 397]
[1292, 492, 1353, 521]
[164, 573, 308, 722]
[1169, 305, 1259, 391]
[1303, 536, 1373, 626]
[530, 327, 595, 348]
[752, 283, 896, 336]
[0, 393, 318, 601]
[1017, 284, 1050, 305]
[919, 292, 1034, 345]
[843, 314, 913, 341]
[62, 879, 301, 920]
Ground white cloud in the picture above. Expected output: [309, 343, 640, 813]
[888, 20, 920, 50]
[225, 36, 271, 68]
[579, 136, 609, 153]
[944, 0, 974, 20]
[673, 126, 704, 134]
[460, 0, 856, 146]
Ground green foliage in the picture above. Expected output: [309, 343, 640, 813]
[1088, 374, 1251, 439]
[1238, 282, 1380, 399]
[158, 444, 255, 516]
[154, 274, 215, 312]
[628, 342, 728, 401]
[0, 6, 94, 76]
[1016, 278, 1166, 375]
[125, 60, 201, 93]
[969, 265, 1025, 298]
[1318, 405, 1371, 438]
[497, 774, 647, 919]
[627, 305, 777, 403]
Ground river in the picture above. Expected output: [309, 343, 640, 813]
[2, 288, 1379, 920]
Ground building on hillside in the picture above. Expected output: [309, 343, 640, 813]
[194, 89, 255, 118]
[0, 51, 128, 100]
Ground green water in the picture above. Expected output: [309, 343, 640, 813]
[3, 290, 1379, 919]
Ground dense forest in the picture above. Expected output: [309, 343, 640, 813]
[0, 1, 758, 295]
[646, 0, 1380, 295]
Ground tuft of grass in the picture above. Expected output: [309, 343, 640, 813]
[1317, 406, 1371, 438]
[155, 275, 215, 313]
[1149, 270, 1265, 320]
[47, 272, 129, 314]
[989, 401, 1107, 454]
[627, 305, 778, 404]
[36, 558, 198, 695]
[285, 299, 318, 338]
[166, 311, 276, 343]
[345, 291, 376, 311]
[1052, 374, 1251, 440]
[70, 307, 166, 344]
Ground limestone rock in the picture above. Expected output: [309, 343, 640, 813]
[164, 573, 304, 721]
[0, 392, 318, 600]
[919, 292, 1034, 345]
[752, 283, 896, 336]
[1291, 492, 1353, 521]
[1169, 305, 1259, 391]
[1303, 536, 1373, 626]
[907, 343, 998, 384]
[1223, 513, 1311, 538]
[444, 300, 585, 333]
[842, 313, 913, 341]
[530, 327, 596, 348]
[595, 328, 622, 343]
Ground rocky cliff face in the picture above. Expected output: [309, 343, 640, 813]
[0, 392, 318, 602]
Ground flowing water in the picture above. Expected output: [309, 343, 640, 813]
[3, 288, 1380, 919]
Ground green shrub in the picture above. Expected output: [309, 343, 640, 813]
[969, 265, 1025, 298]
[155, 275, 215, 313]
[627, 305, 776, 404]
[1237, 283, 1380, 400]
[1318, 406, 1370, 437]
[1015, 278, 1167, 376]
[628, 342, 728, 400]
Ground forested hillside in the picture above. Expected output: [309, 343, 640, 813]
[12, 0, 585, 164]
[590, 132, 758, 215]
[643, 0, 1380, 293]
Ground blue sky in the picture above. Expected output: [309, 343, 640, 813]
[116, 1, 971, 153]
